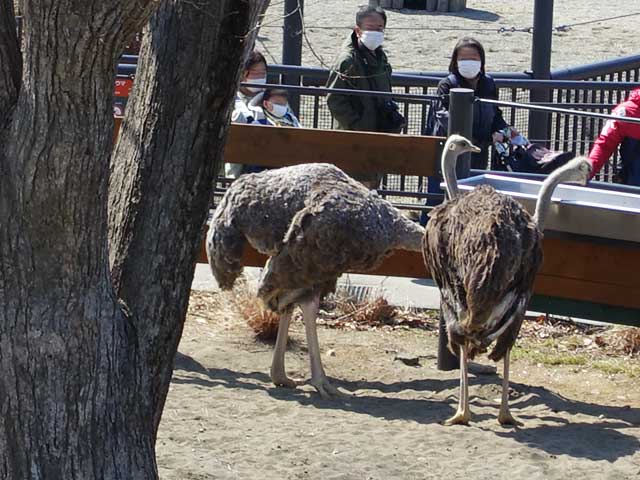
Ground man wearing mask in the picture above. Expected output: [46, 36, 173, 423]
[326, 5, 399, 189]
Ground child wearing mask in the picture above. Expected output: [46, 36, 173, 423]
[240, 89, 302, 175]
[249, 89, 301, 128]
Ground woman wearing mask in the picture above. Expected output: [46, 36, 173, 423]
[226, 50, 269, 178]
[232, 50, 268, 124]
[433, 37, 513, 169]
[420, 37, 517, 226]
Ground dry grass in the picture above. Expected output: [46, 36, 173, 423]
[320, 290, 438, 331]
[225, 278, 280, 342]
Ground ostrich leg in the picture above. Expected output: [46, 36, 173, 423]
[301, 294, 341, 399]
[444, 344, 471, 425]
[497, 348, 522, 426]
[270, 312, 300, 388]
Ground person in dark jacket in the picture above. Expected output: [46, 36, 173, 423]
[421, 38, 517, 226]
[326, 5, 394, 189]
[434, 37, 512, 168]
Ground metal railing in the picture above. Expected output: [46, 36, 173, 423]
[114, 54, 640, 190]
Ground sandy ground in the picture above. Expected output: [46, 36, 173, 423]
[256, 0, 638, 73]
[156, 292, 640, 480]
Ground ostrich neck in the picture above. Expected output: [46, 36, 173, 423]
[533, 166, 576, 232]
[442, 149, 460, 200]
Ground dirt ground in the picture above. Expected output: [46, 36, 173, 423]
[257, 0, 638, 73]
[156, 291, 640, 480]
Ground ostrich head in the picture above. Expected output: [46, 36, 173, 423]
[553, 156, 592, 185]
[441, 134, 481, 200]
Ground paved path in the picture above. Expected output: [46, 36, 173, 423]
[192, 264, 441, 309]
[193, 265, 603, 326]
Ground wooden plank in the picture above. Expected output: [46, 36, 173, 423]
[538, 236, 640, 288]
[533, 275, 640, 310]
[224, 124, 443, 177]
[114, 121, 443, 177]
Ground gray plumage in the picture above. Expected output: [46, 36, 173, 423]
[208, 163, 424, 311]
[206, 162, 425, 398]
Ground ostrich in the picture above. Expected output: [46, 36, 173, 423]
[422, 135, 591, 426]
[207, 163, 425, 398]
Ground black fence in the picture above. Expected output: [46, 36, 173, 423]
[115, 54, 640, 204]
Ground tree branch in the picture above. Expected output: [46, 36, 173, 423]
[0, 0, 21, 123]
[108, 0, 269, 431]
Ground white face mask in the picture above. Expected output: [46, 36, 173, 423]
[246, 77, 267, 93]
[457, 60, 481, 79]
[359, 30, 384, 51]
[269, 103, 289, 118]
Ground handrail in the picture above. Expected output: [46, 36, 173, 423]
[551, 54, 640, 80]
[477, 97, 640, 125]
[238, 82, 440, 103]
[116, 56, 640, 89]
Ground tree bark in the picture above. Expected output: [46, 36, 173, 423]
[0, 0, 20, 122]
[108, 0, 269, 435]
[0, 0, 169, 478]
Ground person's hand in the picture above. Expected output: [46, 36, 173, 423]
[492, 131, 505, 144]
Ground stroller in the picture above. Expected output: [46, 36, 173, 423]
[491, 127, 575, 174]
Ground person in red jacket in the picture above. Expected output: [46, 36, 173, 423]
[588, 88, 640, 185]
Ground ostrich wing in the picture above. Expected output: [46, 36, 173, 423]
[265, 180, 409, 294]
[208, 163, 357, 289]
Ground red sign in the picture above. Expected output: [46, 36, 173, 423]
[114, 78, 133, 98]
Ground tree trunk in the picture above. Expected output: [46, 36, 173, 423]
[109, 0, 268, 435]
[0, 0, 267, 477]
[0, 0, 20, 121]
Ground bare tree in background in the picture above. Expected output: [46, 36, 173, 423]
[0, 0, 268, 477]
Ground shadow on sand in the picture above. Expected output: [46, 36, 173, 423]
[173, 352, 640, 462]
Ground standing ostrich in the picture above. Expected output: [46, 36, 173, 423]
[207, 163, 425, 398]
[423, 135, 591, 425]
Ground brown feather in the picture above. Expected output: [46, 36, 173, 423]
[423, 185, 543, 360]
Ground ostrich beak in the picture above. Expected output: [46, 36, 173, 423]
[469, 143, 481, 153]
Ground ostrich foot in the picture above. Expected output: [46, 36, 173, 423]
[310, 375, 344, 399]
[270, 371, 303, 389]
[443, 410, 471, 426]
[498, 410, 523, 427]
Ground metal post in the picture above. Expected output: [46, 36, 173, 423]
[529, 0, 554, 145]
[436, 87, 474, 371]
[282, 0, 304, 116]
[448, 88, 474, 179]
